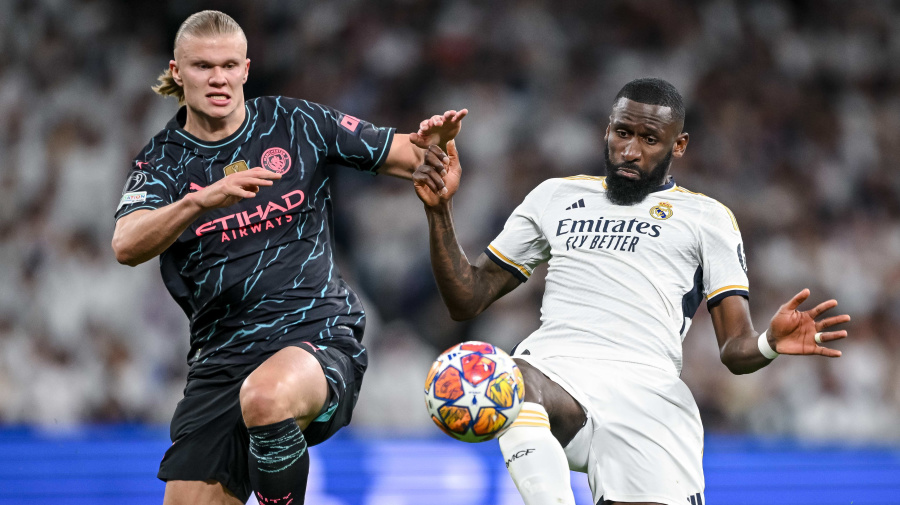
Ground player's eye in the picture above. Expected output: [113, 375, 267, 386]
[645, 136, 657, 145]
[616, 130, 629, 138]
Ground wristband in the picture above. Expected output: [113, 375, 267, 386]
[757, 330, 779, 360]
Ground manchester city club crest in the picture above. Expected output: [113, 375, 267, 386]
[650, 201, 674, 220]
[262, 147, 292, 175]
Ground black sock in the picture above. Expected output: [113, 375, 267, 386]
[248, 418, 310, 505]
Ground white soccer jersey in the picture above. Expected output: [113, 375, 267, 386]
[487, 176, 749, 375]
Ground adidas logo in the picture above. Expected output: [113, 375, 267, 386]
[565, 199, 585, 210]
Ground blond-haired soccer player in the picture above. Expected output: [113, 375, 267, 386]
[112, 10, 464, 505]
[413, 78, 849, 505]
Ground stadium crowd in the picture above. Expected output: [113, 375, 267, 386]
[0, 0, 898, 441]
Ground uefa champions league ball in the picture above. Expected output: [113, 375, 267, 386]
[424, 341, 525, 443]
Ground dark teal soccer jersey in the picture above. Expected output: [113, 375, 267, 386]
[115, 97, 395, 365]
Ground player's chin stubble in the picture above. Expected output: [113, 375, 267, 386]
[603, 145, 672, 206]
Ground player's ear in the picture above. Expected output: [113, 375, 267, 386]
[170, 60, 182, 86]
[243, 58, 250, 83]
[672, 132, 689, 158]
[603, 124, 610, 142]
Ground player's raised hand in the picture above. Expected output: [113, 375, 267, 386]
[192, 167, 282, 210]
[414, 140, 462, 207]
[409, 109, 469, 150]
[767, 289, 850, 357]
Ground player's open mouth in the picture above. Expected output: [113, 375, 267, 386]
[207, 94, 231, 105]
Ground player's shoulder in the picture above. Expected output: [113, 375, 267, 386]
[541, 175, 606, 191]
[668, 184, 740, 229]
[525, 175, 602, 198]
[132, 126, 180, 168]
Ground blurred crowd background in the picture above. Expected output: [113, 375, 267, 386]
[0, 0, 898, 442]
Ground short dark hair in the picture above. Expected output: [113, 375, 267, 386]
[614, 78, 685, 128]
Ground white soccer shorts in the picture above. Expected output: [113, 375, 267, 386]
[515, 353, 706, 505]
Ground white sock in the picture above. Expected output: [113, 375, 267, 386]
[499, 402, 576, 505]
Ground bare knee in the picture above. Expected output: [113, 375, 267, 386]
[240, 347, 328, 429]
[240, 378, 293, 428]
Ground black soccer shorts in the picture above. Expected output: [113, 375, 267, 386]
[157, 331, 367, 501]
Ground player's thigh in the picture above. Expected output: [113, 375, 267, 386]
[163, 479, 243, 505]
[514, 357, 586, 446]
[240, 345, 329, 429]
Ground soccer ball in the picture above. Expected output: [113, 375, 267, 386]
[424, 341, 525, 443]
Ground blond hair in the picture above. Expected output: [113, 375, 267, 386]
[152, 10, 247, 105]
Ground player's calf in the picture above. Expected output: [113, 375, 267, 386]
[240, 346, 330, 505]
[499, 402, 576, 505]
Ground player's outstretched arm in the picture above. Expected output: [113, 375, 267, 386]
[112, 168, 281, 266]
[379, 109, 468, 180]
[709, 290, 850, 374]
[414, 141, 520, 320]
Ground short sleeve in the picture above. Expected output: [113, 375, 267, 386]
[701, 202, 749, 305]
[485, 180, 557, 282]
[114, 160, 178, 220]
[295, 101, 395, 174]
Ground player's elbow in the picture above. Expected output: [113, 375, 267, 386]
[722, 360, 750, 375]
[446, 302, 483, 321]
[111, 237, 144, 267]
[719, 353, 754, 375]
[448, 307, 478, 321]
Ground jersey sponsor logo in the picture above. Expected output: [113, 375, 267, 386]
[737, 243, 747, 273]
[117, 191, 147, 210]
[194, 189, 305, 243]
[261, 147, 291, 175]
[650, 201, 674, 220]
[505, 448, 535, 468]
[340, 114, 360, 133]
[223, 160, 250, 176]
[122, 171, 147, 194]
[556, 217, 661, 252]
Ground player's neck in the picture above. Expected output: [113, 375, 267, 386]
[183, 103, 246, 142]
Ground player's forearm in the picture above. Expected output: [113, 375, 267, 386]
[719, 331, 774, 374]
[378, 134, 424, 180]
[112, 194, 206, 266]
[425, 202, 490, 320]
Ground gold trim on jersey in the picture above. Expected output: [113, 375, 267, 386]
[673, 187, 740, 231]
[706, 285, 749, 299]
[562, 175, 606, 181]
[487, 245, 531, 278]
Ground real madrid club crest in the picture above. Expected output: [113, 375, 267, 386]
[650, 201, 674, 220]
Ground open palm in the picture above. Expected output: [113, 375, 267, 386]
[769, 289, 850, 357]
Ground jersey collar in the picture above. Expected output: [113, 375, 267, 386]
[656, 176, 676, 192]
[600, 176, 677, 192]
[167, 103, 252, 154]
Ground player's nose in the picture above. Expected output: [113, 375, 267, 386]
[209, 67, 227, 85]
[621, 138, 641, 161]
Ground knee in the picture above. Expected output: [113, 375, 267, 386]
[514, 358, 546, 404]
[239, 378, 292, 428]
